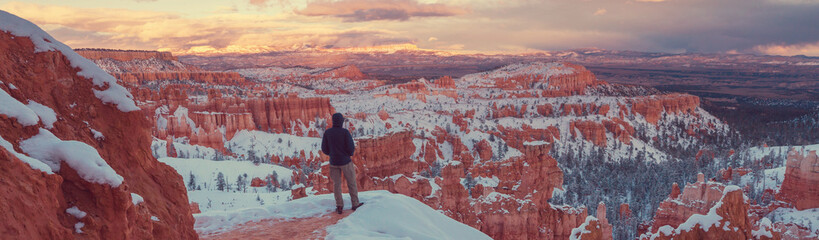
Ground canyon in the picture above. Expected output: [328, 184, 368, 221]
[2, 10, 818, 240]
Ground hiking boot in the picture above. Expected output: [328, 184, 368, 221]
[336, 206, 343, 214]
[352, 202, 364, 211]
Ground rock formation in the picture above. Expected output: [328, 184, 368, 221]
[628, 93, 700, 124]
[75, 49, 178, 62]
[0, 12, 196, 239]
[778, 150, 819, 210]
[76, 49, 248, 84]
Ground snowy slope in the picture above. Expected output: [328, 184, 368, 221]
[158, 157, 295, 190]
[194, 190, 491, 240]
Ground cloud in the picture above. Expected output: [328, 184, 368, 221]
[1, 2, 416, 54]
[754, 41, 819, 56]
[249, 0, 270, 8]
[3, 0, 818, 56]
[296, 0, 469, 22]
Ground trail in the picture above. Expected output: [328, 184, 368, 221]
[200, 211, 352, 240]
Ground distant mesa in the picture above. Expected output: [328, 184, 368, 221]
[75, 48, 178, 61]
[75, 48, 248, 84]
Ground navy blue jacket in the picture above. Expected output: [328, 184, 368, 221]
[321, 113, 355, 166]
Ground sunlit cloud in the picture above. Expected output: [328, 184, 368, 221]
[296, 0, 469, 22]
[0, 0, 817, 56]
[754, 41, 819, 56]
[0, 2, 417, 54]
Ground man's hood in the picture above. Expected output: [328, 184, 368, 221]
[332, 113, 345, 127]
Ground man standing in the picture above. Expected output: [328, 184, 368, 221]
[321, 113, 363, 214]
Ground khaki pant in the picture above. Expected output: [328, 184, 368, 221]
[329, 162, 359, 207]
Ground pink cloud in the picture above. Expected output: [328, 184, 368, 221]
[754, 41, 819, 57]
[296, 0, 469, 22]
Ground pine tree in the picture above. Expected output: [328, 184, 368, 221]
[187, 172, 197, 191]
[216, 172, 226, 191]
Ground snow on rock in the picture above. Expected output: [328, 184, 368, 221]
[66, 206, 87, 219]
[0, 135, 52, 173]
[569, 216, 597, 240]
[74, 222, 84, 233]
[642, 185, 749, 240]
[0, 88, 39, 126]
[90, 128, 104, 140]
[766, 207, 819, 236]
[131, 193, 144, 206]
[19, 128, 124, 187]
[751, 217, 774, 239]
[0, 10, 138, 112]
[25, 100, 57, 129]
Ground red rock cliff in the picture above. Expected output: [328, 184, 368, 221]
[778, 150, 819, 210]
[0, 19, 196, 240]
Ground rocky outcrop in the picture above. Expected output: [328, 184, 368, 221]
[570, 121, 607, 147]
[649, 174, 726, 231]
[313, 132, 421, 195]
[434, 76, 456, 88]
[76, 48, 248, 84]
[316, 65, 367, 80]
[75, 49, 178, 61]
[778, 150, 819, 210]
[151, 94, 334, 150]
[0, 17, 196, 240]
[113, 72, 247, 84]
[644, 186, 754, 240]
[629, 93, 700, 124]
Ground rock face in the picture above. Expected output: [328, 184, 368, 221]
[75, 49, 178, 62]
[76, 49, 248, 84]
[0, 13, 196, 240]
[316, 65, 367, 80]
[461, 62, 600, 95]
[640, 173, 819, 240]
[628, 93, 700, 124]
[644, 186, 754, 240]
[650, 173, 727, 231]
[147, 93, 334, 151]
[778, 150, 819, 210]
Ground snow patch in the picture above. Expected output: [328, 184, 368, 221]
[131, 193, 144, 205]
[66, 206, 87, 219]
[325, 191, 491, 240]
[20, 128, 124, 187]
[74, 222, 84, 233]
[26, 100, 57, 129]
[0, 135, 52, 173]
[90, 128, 104, 140]
[0, 88, 39, 126]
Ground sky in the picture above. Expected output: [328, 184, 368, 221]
[1, 0, 818, 56]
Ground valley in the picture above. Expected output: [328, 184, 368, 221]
[1, 9, 817, 240]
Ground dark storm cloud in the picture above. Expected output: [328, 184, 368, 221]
[478, 0, 819, 54]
